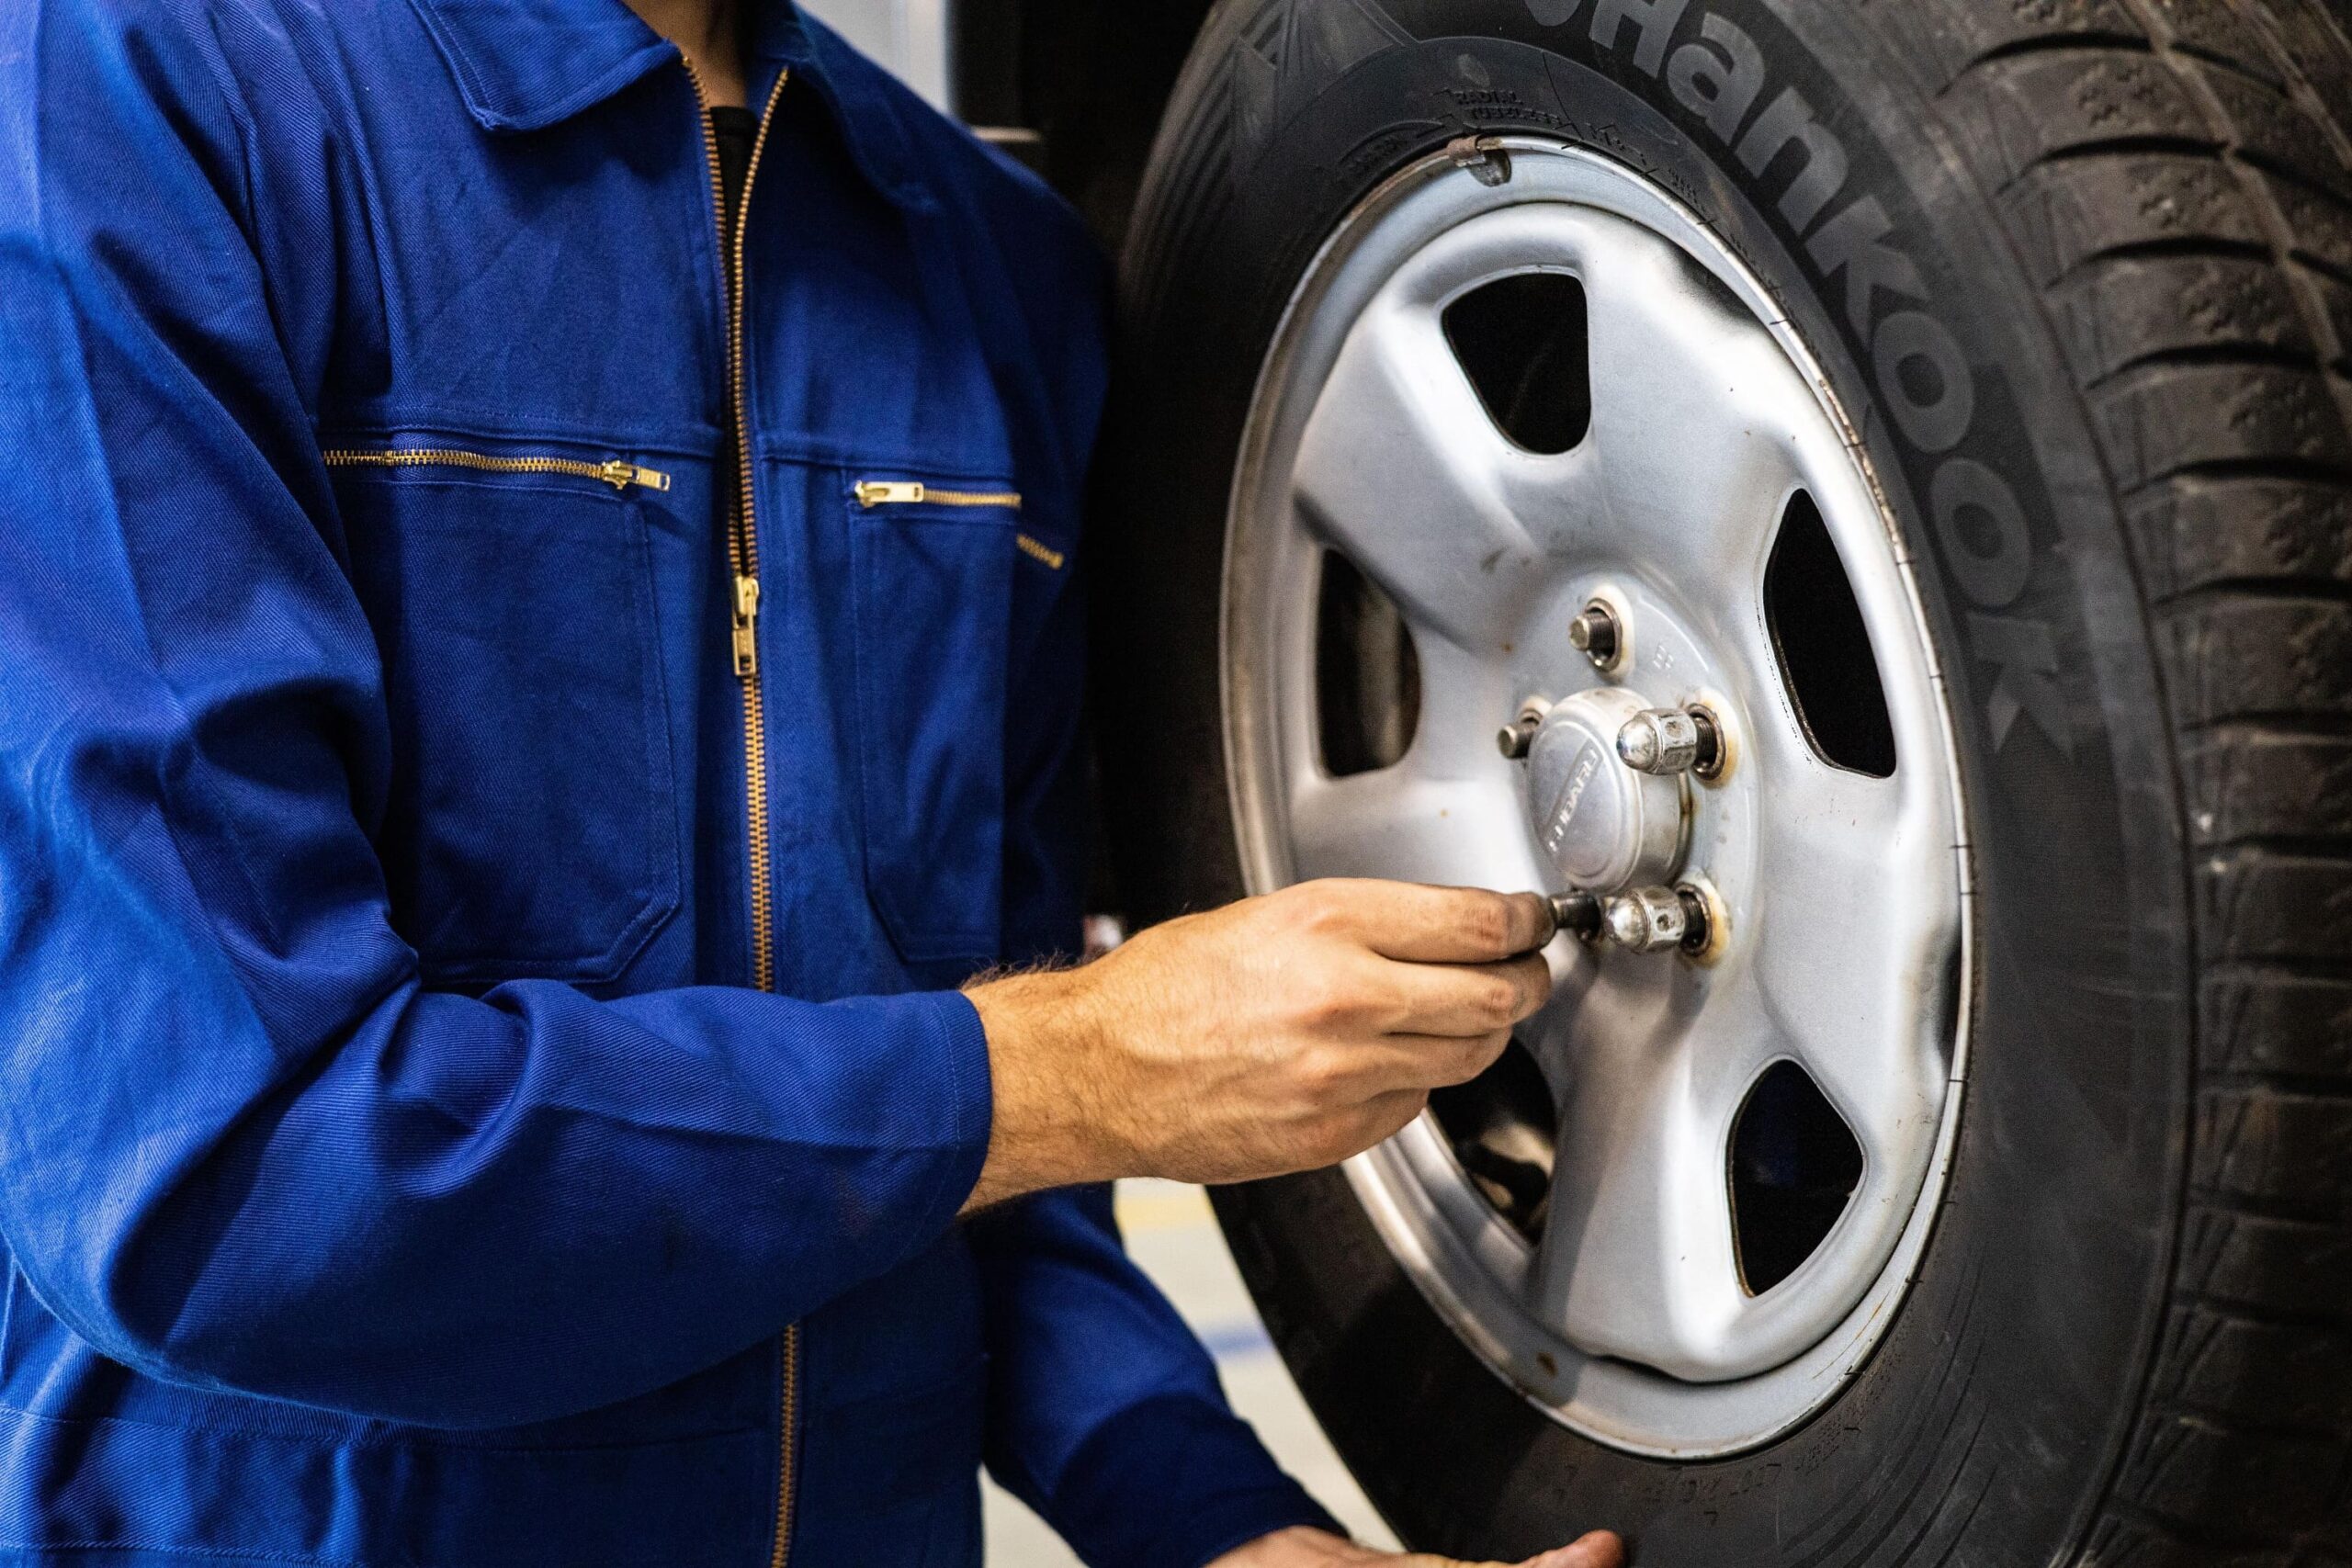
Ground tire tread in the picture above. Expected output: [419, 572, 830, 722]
[1939, 0, 2352, 1553]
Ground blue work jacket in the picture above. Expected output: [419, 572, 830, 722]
[0, 1, 1335, 1563]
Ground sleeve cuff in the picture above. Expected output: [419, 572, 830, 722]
[919, 987, 995, 1221]
[1041, 1393, 1343, 1568]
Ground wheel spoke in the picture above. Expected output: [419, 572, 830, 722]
[1658, 928, 1943, 1370]
[1523, 882, 1951, 1382]
[1524, 984, 1750, 1380]
[1737, 747, 1958, 1167]
[1409, 633, 1517, 762]
[1284, 761, 1544, 892]
[1511, 206, 1819, 621]
[1291, 288, 1545, 653]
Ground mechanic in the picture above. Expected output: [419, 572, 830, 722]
[0, 1, 1625, 1565]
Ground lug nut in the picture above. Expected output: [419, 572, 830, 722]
[1568, 600, 1623, 670]
[1547, 885, 1716, 954]
[1616, 705, 1722, 776]
[1601, 886, 1688, 953]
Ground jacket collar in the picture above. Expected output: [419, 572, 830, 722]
[405, 0, 933, 209]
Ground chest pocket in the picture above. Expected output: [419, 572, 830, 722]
[848, 477, 1050, 982]
[329, 443, 683, 984]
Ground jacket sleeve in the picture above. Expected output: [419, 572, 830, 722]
[969, 1189, 1342, 1568]
[0, 1, 989, 1431]
[972, 321, 1339, 1565]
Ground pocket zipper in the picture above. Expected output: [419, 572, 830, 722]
[854, 480, 1021, 510]
[854, 480, 1063, 570]
[323, 446, 673, 493]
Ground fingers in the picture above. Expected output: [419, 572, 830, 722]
[1359, 1087, 1431, 1144]
[1288, 880, 1555, 964]
[1372, 950, 1553, 1038]
[1395, 1028, 1514, 1089]
[1520, 1532, 1625, 1568]
[1334, 1031, 1510, 1105]
[1314, 1086, 1430, 1168]
[1406, 1531, 1625, 1568]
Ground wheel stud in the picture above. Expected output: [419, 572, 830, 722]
[1495, 700, 1548, 761]
[1672, 884, 1714, 955]
[1616, 705, 1722, 776]
[1568, 600, 1623, 670]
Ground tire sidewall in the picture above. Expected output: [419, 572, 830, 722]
[1100, 2, 2192, 1560]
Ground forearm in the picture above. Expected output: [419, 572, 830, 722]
[961, 965, 1126, 1210]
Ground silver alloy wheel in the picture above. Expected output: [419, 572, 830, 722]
[1223, 140, 1972, 1459]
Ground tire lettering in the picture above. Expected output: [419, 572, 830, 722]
[1736, 87, 1849, 233]
[1667, 14, 1767, 145]
[1804, 196, 1925, 333]
[1874, 310, 1975, 454]
[1517, 0, 2070, 754]
[1967, 612, 2074, 757]
[1929, 459, 2032, 609]
[1589, 0, 1691, 76]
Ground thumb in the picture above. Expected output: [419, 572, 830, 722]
[1521, 1531, 1625, 1568]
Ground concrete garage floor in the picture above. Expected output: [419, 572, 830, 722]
[983, 1180, 1403, 1565]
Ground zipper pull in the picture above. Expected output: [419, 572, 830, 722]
[599, 459, 673, 492]
[856, 480, 925, 508]
[731, 573, 761, 678]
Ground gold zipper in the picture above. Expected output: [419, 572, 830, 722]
[775, 1319, 801, 1568]
[853, 479, 1022, 509]
[684, 54, 787, 991]
[855, 480, 1063, 570]
[684, 55, 800, 1568]
[322, 446, 671, 492]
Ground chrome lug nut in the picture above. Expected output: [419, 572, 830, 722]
[1616, 705, 1723, 776]
[1567, 600, 1623, 671]
[1615, 709, 1698, 773]
[1601, 886, 1687, 953]
[1594, 886, 1717, 955]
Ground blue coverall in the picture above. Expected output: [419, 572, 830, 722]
[0, 1, 1337, 1562]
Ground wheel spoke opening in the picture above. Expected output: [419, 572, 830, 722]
[1764, 491, 1897, 779]
[1315, 550, 1422, 777]
[1427, 1036, 1556, 1246]
[1442, 271, 1591, 455]
[1727, 1060, 1863, 1296]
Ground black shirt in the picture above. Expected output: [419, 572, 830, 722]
[709, 104, 758, 558]
[710, 104, 758, 243]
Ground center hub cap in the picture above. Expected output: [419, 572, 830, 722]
[1524, 686, 1686, 893]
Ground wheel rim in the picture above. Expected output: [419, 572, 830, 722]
[1223, 141, 1972, 1458]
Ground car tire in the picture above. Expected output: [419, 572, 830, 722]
[1093, 1, 2352, 1562]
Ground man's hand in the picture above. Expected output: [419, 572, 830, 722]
[962, 880, 1555, 1209]
[1208, 1525, 1624, 1568]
